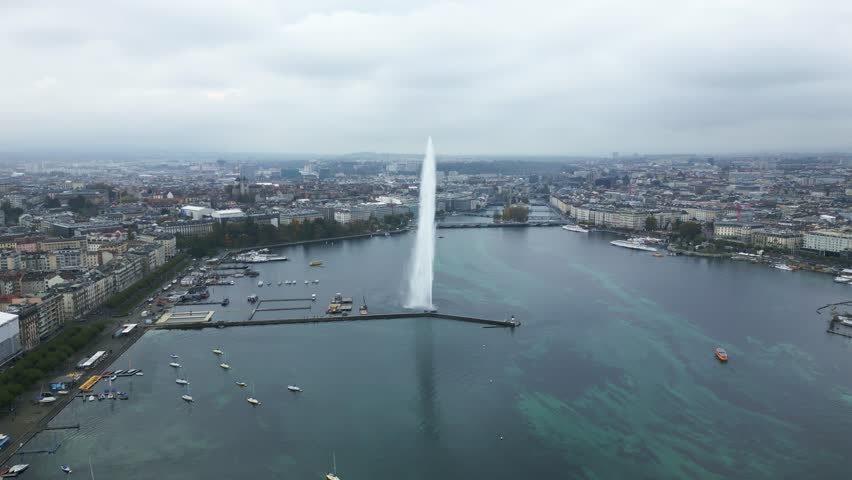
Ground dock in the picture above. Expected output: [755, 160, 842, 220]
[150, 311, 520, 330]
[437, 221, 566, 229]
[157, 311, 215, 324]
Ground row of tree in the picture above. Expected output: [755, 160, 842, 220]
[0, 322, 107, 409]
[495, 206, 529, 223]
[178, 215, 412, 258]
[105, 254, 190, 313]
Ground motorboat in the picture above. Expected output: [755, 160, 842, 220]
[0, 464, 29, 477]
[87, 395, 96, 402]
[326, 452, 340, 480]
[98, 394, 105, 401]
[258, 280, 264, 287]
[117, 392, 129, 400]
[235, 382, 247, 387]
[135, 372, 144, 376]
[109, 375, 117, 382]
[305, 280, 309, 285]
[57, 390, 70, 395]
[169, 362, 181, 368]
[0, 434, 9, 450]
[715, 347, 729, 362]
[278, 281, 283, 286]
[774, 264, 794, 271]
[170, 354, 179, 359]
[287, 385, 303, 392]
[176, 379, 189, 385]
[181, 394, 194, 402]
[61, 465, 72, 474]
[113, 370, 124, 375]
[212, 349, 223, 355]
[561, 224, 589, 233]
[313, 280, 320, 284]
[220, 363, 231, 370]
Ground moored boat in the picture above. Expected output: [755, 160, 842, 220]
[60, 465, 72, 474]
[561, 224, 589, 233]
[1, 464, 29, 477]
[715, 347, 728, 362]
[287, 385, 303, 392]
[610, 238, 657, 252]
[169, 362, 181, 368]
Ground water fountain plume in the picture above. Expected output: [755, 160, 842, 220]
[405, 137, 437, 310]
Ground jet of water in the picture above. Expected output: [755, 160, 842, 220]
[405, 137, 437, 310]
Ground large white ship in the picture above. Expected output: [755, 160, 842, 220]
[235, 250, 288, 263]
[610, 238, 657, 252]
[561, 224, 589, 233]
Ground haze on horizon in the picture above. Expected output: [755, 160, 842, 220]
[1, 0, 851, 156]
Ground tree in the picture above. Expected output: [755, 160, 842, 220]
[502, 206, 529, 222]
[645, 216, 657, 232]
[678, 221, 703, 242]
[492, 211, 502, 222]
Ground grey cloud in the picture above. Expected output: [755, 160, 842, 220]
[0, 0, 851, 155]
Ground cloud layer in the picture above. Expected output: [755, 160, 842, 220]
[1, 0, 851, 155]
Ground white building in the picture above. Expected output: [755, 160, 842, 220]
[714, 221, 764, 243]
[803, 229, 852, 254]
[0, 312, 22, 365]
[334, 210, 352, 224]
[180, 206, 213, 220]
[211, 209, 246, 222]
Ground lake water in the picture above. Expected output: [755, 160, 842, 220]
[19, 228, 852, 479]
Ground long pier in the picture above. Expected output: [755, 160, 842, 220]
[152, 312, 520, 330]
[437, 221, 566, 229]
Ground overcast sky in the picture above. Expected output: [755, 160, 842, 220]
[1, 0, 851, 156]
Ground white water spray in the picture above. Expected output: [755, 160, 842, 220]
[405, 137, 437, 310]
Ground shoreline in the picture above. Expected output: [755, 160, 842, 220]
[232, 228, 409, 254]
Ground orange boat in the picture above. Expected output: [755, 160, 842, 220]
[715, 347, 728, 362]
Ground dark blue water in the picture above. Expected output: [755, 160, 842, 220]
[19, 228, 852, 479]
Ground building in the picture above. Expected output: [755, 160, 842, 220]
[211, 209, 245, 222]
[334, 209, 352, 224]
[278, 209, 323, 225]
[9, 304, 39, 351]
[803, 229, 852, 255]
[40, 236, 88, 253]
[179, 205, 213, 220]
[111, 257, 144, 293]
[138, 233, 177, 259]
[0, 312, 21, 365]
[0, 271, 23, 296]
[752, 230, 803, 252]
[157, 219, 216, 236]
[55, 248, 84, 270]
[713, 221, 764, 243]
[35, 292, 65, 339]
[23, 252, 58, 272]
[0, 250, 22, 270]
[21, 272, 64, 295]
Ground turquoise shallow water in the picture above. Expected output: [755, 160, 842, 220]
[18, 228, 852, 479]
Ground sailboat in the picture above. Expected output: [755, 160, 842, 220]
[326, 452, 340, 480]
[219, 353, 231, 370]
[359, 296, 368, 315]
[181, 379, 194, 402]
[176, 365, 189, 385]
[247, 383, 260, 405]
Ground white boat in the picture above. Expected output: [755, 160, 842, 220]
[258, 280, 264, 287]
[774, 264, 793, 271]
[610, 238, 657, 252]
[176, 379, 189, 385]
[247, 383, 260, 405]
[219, 354, 230, 369]
[181, 394, 194, 402]
[87, 395, 96, 401]
[135, 372, 144, 376]
[169, 362, 181, 368]
[561, 224, 589, 233]
[235, 381, 247, 387]
[212, 349, 223, 355]
[170, 354, 179, 359]
[57, 390, 70, 395]
[60, 465, 72, 474]
[287, 385, 303, 392]
[313, 280, 320, 284]
[326, 452, 340, 480]
[38, 395, 57, 404]
[1, 464, 29, 477]
[304, 280, 309, 285]
[278, 281, 283, 286]
[834, 276, 852, 283]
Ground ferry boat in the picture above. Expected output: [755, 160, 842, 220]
[610, 238, 657, 252]
[287, 385, 303, 392]
[561, 224, 589, 233]
[715, 347, 728, 362]
[1, 464, 29, 477]
[0, 434, 10, 449]
[235, 251, 288, 263]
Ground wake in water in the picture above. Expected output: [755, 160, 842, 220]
[405, 137, 437, 310]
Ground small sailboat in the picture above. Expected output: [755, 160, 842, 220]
[247, 383, 260, 405]
[326, 452, 340, 480]
[287, 385, 303, 392]
[219, 353, 231, 369]
[60, 465, 72, 474]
